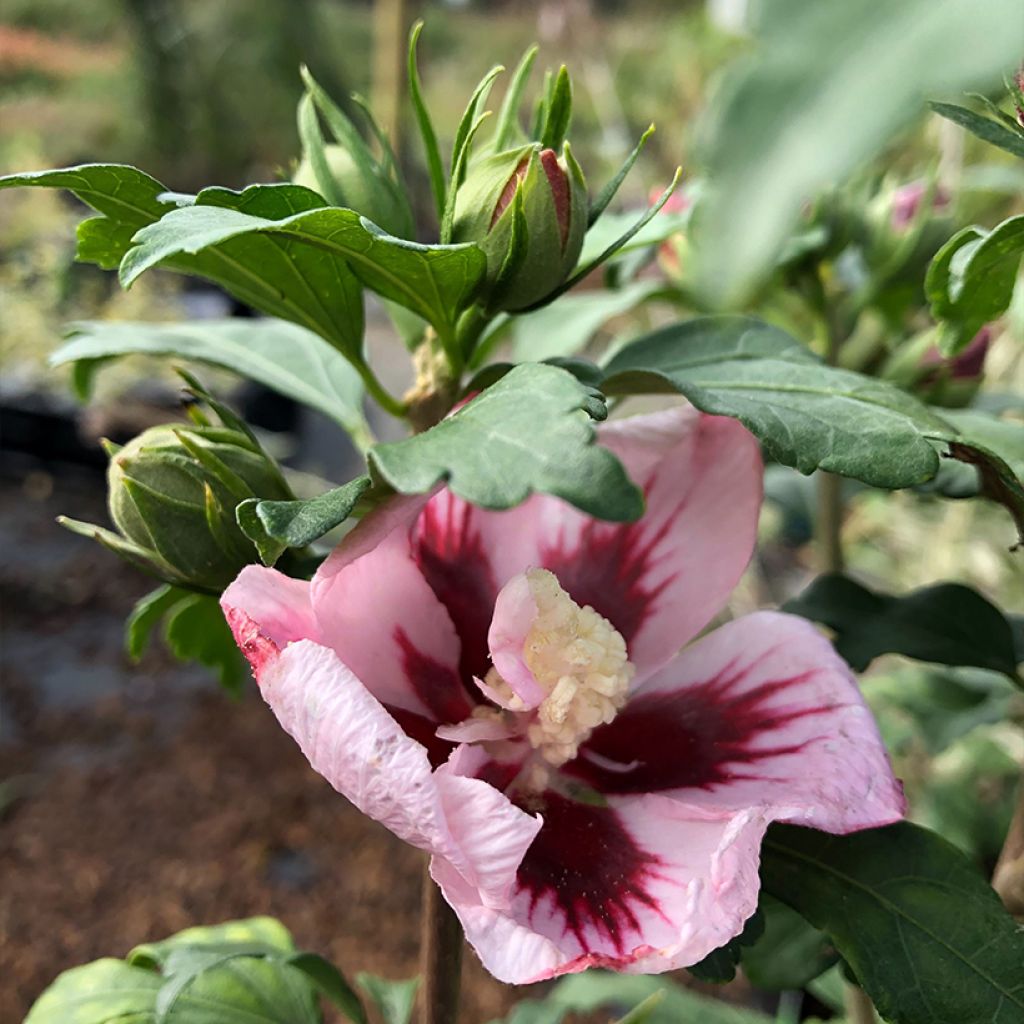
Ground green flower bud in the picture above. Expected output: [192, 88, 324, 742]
[452, 143, 587, 312]
[293, 143, 412, 237]
[67, 424, 292, 593]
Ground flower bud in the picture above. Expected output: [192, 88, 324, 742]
[293, 144, 412, 237]
[890, 180, 950, 232]
[452, 143, 587, 311]
[881, 326, 991, 408]
[80, 424, 291, 592]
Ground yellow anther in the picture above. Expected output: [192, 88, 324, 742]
[488, 568, 634, 769]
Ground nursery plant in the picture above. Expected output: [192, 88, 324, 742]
[4, 2, 1024, 1023]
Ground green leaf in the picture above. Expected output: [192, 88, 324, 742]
[741, 897, 838, 990]
[784, 573, 1021, 681]
[929, 100, 1024, 160]
[761, 822, 1024, 1024]
[237, 475, 372, 559]
[407, 21, 447, 221]
[120, 191, 486, 353]
[687, 908, 764, 984]
[24, 959, 161, 1024]
[917, 732, 1021, 863]
[941, 407, 1024, 546]
[287, 952, 366, 1024]
[0, 164, 173, 270]
[511, 280, 661, 362]
[547, 974, 771, 1024]
[367, 363, 644, 521]
[126, 584, 185, 660]
[601, 317, 947, 487]
[129, 918, 295, 969]
[927, 215, 1024, 354]
[864, 665, 1015, 757]
[163, 593, 247, 695]
[694, 0, 1023, 306]
[54, 318, 372, 447]
[162, 956, 319, 1024]
[356, 974, 418, 1024]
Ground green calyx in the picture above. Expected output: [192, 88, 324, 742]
[452, 143, 588, 312]
[82, 422, 292, 593]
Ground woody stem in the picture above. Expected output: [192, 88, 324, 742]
[419, 867, 463, 1024]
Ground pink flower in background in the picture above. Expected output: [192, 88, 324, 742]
[222, 405, 904, 984]
[890, 179, 950, 231]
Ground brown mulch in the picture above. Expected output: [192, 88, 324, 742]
[0, 461, 520, 1022]
[0, 688, 522, 1023]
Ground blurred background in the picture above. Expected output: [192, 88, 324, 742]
[1, 1, 1022, 1021]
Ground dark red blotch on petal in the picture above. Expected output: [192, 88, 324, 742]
[394, 627, 475, 725]
[541, 513, 675, 647]
[568, 660, 827, 795]
[516, 792, 664, 955]
[414, 495, 499, 690]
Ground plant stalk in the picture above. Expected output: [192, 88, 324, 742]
[815, 287, 845, 576]
[844, 982, 878, 1024]
[419, 867, 463, 1024]
[993, 771, 1024, 918]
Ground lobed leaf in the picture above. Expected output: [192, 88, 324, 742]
[237, 475, 372, 560]
[368, 363, 643, 522]
[0, 163, 174, 270]
[601, 317, 947, 487]
[162, 593, 247, 695]
[120, 189, 486, 352]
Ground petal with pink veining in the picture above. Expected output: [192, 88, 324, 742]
[569, 611, 906, 833]
[411, 406, 762, 682]
[311, 503, 474, 724]
[433, 786, 769, 983]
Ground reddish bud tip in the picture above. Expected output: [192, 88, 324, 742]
[491, 157, 531, 228]
[491, 149, 571, 249]
[539, 149, 571, 247]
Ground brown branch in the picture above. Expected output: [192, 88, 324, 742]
[419, 866, 463, 1024]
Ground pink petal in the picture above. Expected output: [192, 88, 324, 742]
[486, 571, 548, 709]
[221, 565, 317, 678]
[412, 406, 762, 682]
[434, 744, 542, 909]
[570, 611, 906, 833]
[433, 785, 769, 983]
[253, 637, 539, 901]
[311, 500, 474, 724]
[257, 638, 456, 851]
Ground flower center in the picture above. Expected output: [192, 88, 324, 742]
[485, 568, 634, 771]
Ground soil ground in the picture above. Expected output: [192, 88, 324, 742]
[0, 454, 521, 1022]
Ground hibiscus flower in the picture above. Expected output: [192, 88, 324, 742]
[221, 404, 904, 984]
